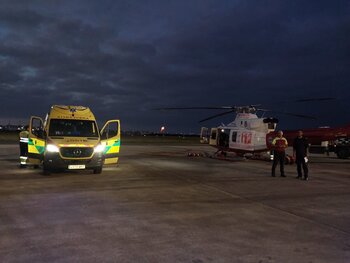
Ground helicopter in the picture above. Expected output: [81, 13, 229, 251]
[200, 105, 279, 155]
[157, 98, 334, 158]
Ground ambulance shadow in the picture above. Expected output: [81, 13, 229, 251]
[40, 169, 96, 177]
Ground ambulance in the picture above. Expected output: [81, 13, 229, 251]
[26, 105, 120, 174]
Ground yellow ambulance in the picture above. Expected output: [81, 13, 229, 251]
[27, 105, 120, 174]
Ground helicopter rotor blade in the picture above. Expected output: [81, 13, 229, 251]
[294, 97, 336, 103]
[268, 111, 317, 120]
[257, 108, 316, 119]
[199, 110, 236, 123]
[155, 98, 330, 121]
[155, 106, 235, 110]
[256, 108, 271, 112]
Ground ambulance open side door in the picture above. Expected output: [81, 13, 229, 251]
[100, 120, 121, 165]
[28, 116, 46, 165]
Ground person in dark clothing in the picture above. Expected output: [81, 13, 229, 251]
[293, 130, 309, 180]
[19, 125, 29, 167]
[271, 130, 288, 177]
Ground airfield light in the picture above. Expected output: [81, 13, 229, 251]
[160, 126, 165, 133]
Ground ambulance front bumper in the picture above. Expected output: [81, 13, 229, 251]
[43, 152, 104, 170]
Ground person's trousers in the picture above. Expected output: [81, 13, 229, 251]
[272, 151, 285, 176]
[296, 156, 308, 178]
[19, 142, 28, 157]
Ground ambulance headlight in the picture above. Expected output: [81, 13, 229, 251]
[94, 144, 105, 153]
[46, 144, 59, 153]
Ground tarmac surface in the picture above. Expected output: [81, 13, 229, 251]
[1, 144, 350, 263]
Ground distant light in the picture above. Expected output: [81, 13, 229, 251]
[160, 126, 165, 133]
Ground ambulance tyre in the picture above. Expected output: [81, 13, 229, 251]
[336, 148, 349, 159]
[93, 166, 103, 174]
[42, 162, 51, 176]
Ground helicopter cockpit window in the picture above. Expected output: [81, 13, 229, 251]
[268, 123, 275, 129]
[231, 132, 237, 142]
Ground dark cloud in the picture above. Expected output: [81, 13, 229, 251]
[0, 0, 349, 131]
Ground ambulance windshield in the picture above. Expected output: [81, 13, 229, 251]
[49, 119, 98, 137]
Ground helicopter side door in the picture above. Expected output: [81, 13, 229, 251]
[217, 129, 230, 148]
[230, 131, 238, 148]
[209, 128, 218, 146]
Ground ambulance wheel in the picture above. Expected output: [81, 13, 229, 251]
[337, 148, 349, 159]
[33, 165, 39, 169]
[93, 166, 103, 174]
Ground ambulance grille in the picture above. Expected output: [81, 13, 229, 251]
[60, 147, 94, 158]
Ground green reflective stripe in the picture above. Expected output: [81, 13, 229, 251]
[103, 140, 120, 154]
[112, 140, 121, 146]
[104, 146, 112, 154]
[36, 146, 45, 154]
[28, 139, 45, 154]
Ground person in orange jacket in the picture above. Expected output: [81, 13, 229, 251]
[271, 130, 288, 177]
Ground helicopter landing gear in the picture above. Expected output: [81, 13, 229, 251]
[213, 150, 227, 158]
[219, 151, 227, 158]
[209, 150, 246, 162]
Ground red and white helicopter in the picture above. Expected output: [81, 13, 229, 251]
[158, 98, 333, 158]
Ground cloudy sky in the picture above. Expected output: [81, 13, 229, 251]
[0, 0, 349, 132]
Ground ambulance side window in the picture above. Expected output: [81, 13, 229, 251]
[101, 122, 119, 140]
[32, 118, 44, 139]
[107, 122, 119, 138]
